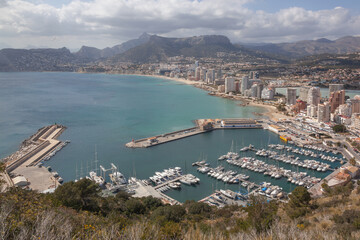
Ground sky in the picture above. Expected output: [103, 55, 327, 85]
[0, 0, 360, 50]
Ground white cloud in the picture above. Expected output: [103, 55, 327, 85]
[0, 0, 359, 49]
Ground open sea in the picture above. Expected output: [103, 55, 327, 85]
[0, 72, 344, 202]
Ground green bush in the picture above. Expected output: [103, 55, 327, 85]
[245, 195, 278, 233]
[53, 178, 101, 212]
[333, 124, 347, 133]
[185, 200, 212, 215]
[151, 205, 186, 223]
[286, 187, 312, 219]
[125, 198, 146, 215]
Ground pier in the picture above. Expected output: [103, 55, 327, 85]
[2, 124, 68, 192]
[126, 118, 263, 148]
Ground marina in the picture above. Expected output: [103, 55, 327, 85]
[0, 73, 357, 205]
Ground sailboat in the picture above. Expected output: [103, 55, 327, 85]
[88, 145, 106, 188]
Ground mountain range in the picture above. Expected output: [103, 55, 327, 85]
[247, 36, 360, 58]
[0, 34, 360, 71]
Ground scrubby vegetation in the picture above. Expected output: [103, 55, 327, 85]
[1, 176, 360, 239]
[333, 124, 347, 133]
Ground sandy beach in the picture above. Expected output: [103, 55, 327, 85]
[142, 74, 200, 85]
[247, 101, 290, 121]
[125, 73, 288, 121]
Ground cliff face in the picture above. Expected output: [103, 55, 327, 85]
[0, 47, 77, 71]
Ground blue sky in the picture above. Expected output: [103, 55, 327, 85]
[0, 0, 360, 49]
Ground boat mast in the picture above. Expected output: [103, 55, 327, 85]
[75, 161, 78, 181]
[94, 144, 98, 175]
[80, 161, 83, 179]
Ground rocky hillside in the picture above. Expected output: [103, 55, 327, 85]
[110, 35, 239, 63]
[0, 47, 77, 72]
[75, 33, 151, 60]
[249, 36, 360, 58]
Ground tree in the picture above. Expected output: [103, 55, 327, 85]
[125, 198, 146, 215]
[184, 200, 212, 215]
[151, 205, 186, 223]
[142, 196, 163, 210]
[245, 195, 278, 233]
[350, 157, 356, 166]
[286, 186, 312, 219]
[53, 178, 101, 212]
[333, 124, 347, 133]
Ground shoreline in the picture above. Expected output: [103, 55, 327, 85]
[80, 71, 288, 121]
[134, 73, 289, 121]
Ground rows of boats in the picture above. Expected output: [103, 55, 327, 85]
[149, 167, 183, 185]
[268, 144, 343, 162]
[201, 165, 255, 187]
[255, 149, 331, 172]
[156, 182, 182, 192]
[179, 174, 200, 185]
[252, 182, 285, 199]
[226, 156, 321, 188]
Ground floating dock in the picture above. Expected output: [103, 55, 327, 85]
[126, 118, 263, 148]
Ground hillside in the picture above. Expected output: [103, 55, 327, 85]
[249, 36, 360, 59]
[75, 33, 151, 61]
[0, 47, 77, 72]
[110, 35, 239, 63]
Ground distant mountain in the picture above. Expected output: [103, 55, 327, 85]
[75, 33, 151, 61]
[0, 47, 76, 71]
[110, 35, 238, 63]
[248, 36, 360, 58]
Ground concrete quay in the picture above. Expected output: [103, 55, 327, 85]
[2, 124, 68, 192]
[126, 127, 205, 148]
[126, 118, 263, 148]
[130, 178, 180, 205]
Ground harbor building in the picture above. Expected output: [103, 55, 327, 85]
[317, 102, 330, 123]
[261, 87, 274, 100]
[220, 119, 260, 128]
[225, 77, 235, 93]
[329, 84, 344, 96]
[286, 88, 297, 105]
[268, 124, 286, 134]
[307, 87, 321, 106]
[299, 86, 310, 102]
[241, 76, 249, 94]
[329, 90, 345, 113]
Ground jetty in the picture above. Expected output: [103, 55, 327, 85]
[126, 118, 263, 148]
[1, 124, 68, 192]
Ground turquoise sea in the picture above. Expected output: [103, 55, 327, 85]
[0, 72, 343, 202]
